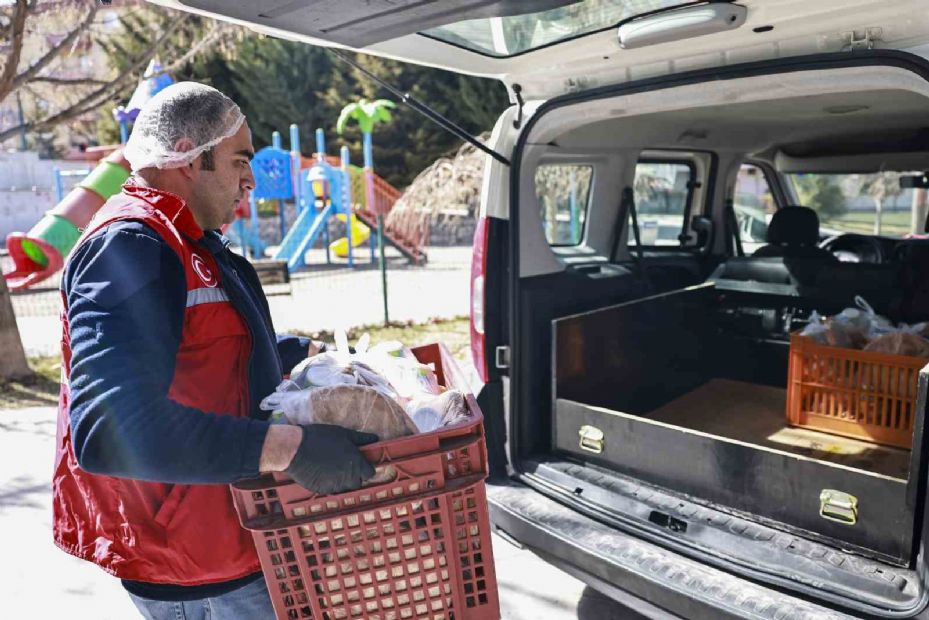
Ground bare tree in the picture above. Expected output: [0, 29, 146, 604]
[0, 1, 231, 379]
[861, 172, 902, 235]
[0, 1, 235, 144]
[911, 188, 927, 235]
[0, 276, 29, 381]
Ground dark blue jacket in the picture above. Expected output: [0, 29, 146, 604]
[63, 221, 308, 484]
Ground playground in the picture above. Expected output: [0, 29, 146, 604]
[4, 62, 424, 281]
[3, 63, 444, 358]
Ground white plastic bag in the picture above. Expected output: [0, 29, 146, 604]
[801, 297, 895, 349]
[408, 390, 471, 433]
[289, 353, 399, 400]
[265, 330, 470, 435]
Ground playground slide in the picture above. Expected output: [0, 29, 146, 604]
[330, 213, 370, 257]
[274, 203, 335, 271]
[4, 149, 131, 291]
[353, 209, 427, 265]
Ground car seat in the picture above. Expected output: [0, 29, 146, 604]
[752, 206, 836, 260]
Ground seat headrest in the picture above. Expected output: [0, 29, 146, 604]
[765, 206, 820, 246]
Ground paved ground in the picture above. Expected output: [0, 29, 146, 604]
[1, 406, 644, 619]
[3, 244, 649, 617]
[6, 245, 472, 356]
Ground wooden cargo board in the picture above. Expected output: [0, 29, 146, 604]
[649, 378, 910, 479]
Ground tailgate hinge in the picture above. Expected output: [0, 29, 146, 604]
[842, 27, 882, 51]
[495, 346, 510, 369]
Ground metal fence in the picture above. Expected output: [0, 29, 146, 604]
[4, 244, 472, 358]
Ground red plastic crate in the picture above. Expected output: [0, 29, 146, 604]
[231, 343, 500, 620]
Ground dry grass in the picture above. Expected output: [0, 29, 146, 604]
[0, 356, 61, 409]
[292, 316, 471, 362]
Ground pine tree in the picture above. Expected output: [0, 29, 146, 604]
[227, 36, 335, 152]
[323, 53, 509, 188]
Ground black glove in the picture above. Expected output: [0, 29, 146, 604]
[285, 424, 378, 495]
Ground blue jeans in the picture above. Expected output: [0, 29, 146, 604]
[128, 577, 276, 619]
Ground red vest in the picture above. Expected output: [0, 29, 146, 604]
[52, 185, 261, 585]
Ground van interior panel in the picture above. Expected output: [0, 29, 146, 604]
[551, 285, 921, 564]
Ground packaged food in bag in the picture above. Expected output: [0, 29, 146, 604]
[800, 297, 895, 349]
[408, 390, 471, 433]
[289, 353, 400, 400]
[260, 384, 418, 440]
[864, 332, 929, 357]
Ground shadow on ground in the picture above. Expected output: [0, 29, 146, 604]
[578, 587, 649, 619]
[0, 368, 59, 409]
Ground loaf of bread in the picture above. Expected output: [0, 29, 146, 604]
[286, 384, 418, 440]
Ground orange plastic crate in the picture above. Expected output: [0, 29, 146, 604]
[231, 343, 500, 620]
[786, 333, 928, 449]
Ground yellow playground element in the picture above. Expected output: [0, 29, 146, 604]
[330, 213, 371, 257]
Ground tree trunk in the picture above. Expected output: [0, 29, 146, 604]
[874, 198, 883, 235]
[912, 188, 928, 235]
[0, 276, 30, 380]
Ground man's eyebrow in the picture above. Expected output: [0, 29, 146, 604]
[236, 149, 255, 160]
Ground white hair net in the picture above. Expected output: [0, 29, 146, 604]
[123, 82, 246, 171]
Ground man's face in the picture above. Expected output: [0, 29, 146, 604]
[188, 122, 255, 230]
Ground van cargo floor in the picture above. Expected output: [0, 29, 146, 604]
[647, 379, 909, 479]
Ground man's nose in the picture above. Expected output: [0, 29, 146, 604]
[242, 166, 255, 192]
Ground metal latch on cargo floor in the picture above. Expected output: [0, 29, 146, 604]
[495, 346, 510, 369]
[820, 490, 858, 525]
[578, 425, 605, 454]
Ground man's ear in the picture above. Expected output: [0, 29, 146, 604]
[177, 159, 197, 180]
[173, 137, 197, 180]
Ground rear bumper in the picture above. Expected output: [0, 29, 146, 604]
[486, 480, 857, 620]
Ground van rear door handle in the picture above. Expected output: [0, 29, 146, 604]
[578, 425, 605, 454]
[820, 489, 858, 525]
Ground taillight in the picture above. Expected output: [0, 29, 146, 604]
[470, 216, 489, 383]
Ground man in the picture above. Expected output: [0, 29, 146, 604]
[52, 82, 377, 619]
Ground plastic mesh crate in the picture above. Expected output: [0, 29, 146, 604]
[242, 480, 496, 620]
[787, 333, 928, 448]
[231, 342, 500, 620]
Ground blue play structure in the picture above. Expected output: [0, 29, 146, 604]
[227, 124, 378, 270]
[113, 59, 175, 144]
[275, 129, 357, 271]
[227, 126, 302, 258]
[232, 136, 292, 258]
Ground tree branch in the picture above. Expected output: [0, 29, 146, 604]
[62, 23, 234, 117]
[0, 0, 29, 103]
[29, 76, 108, 86]
[0, 0, 35, 41]
[143, 22, 231, 80]
[0, 13, 188, 144]
[11, 3, 98, 93]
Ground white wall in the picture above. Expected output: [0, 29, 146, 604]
[0, 151, 90, 241]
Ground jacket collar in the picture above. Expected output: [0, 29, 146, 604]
[123, 182, 205, 241]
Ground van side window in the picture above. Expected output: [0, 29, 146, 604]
[734, 164, 776, 254]
[535, 164, 593, 245]
[629, 161, 693, 246]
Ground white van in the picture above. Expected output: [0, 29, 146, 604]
[154, 1, 929, 616]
